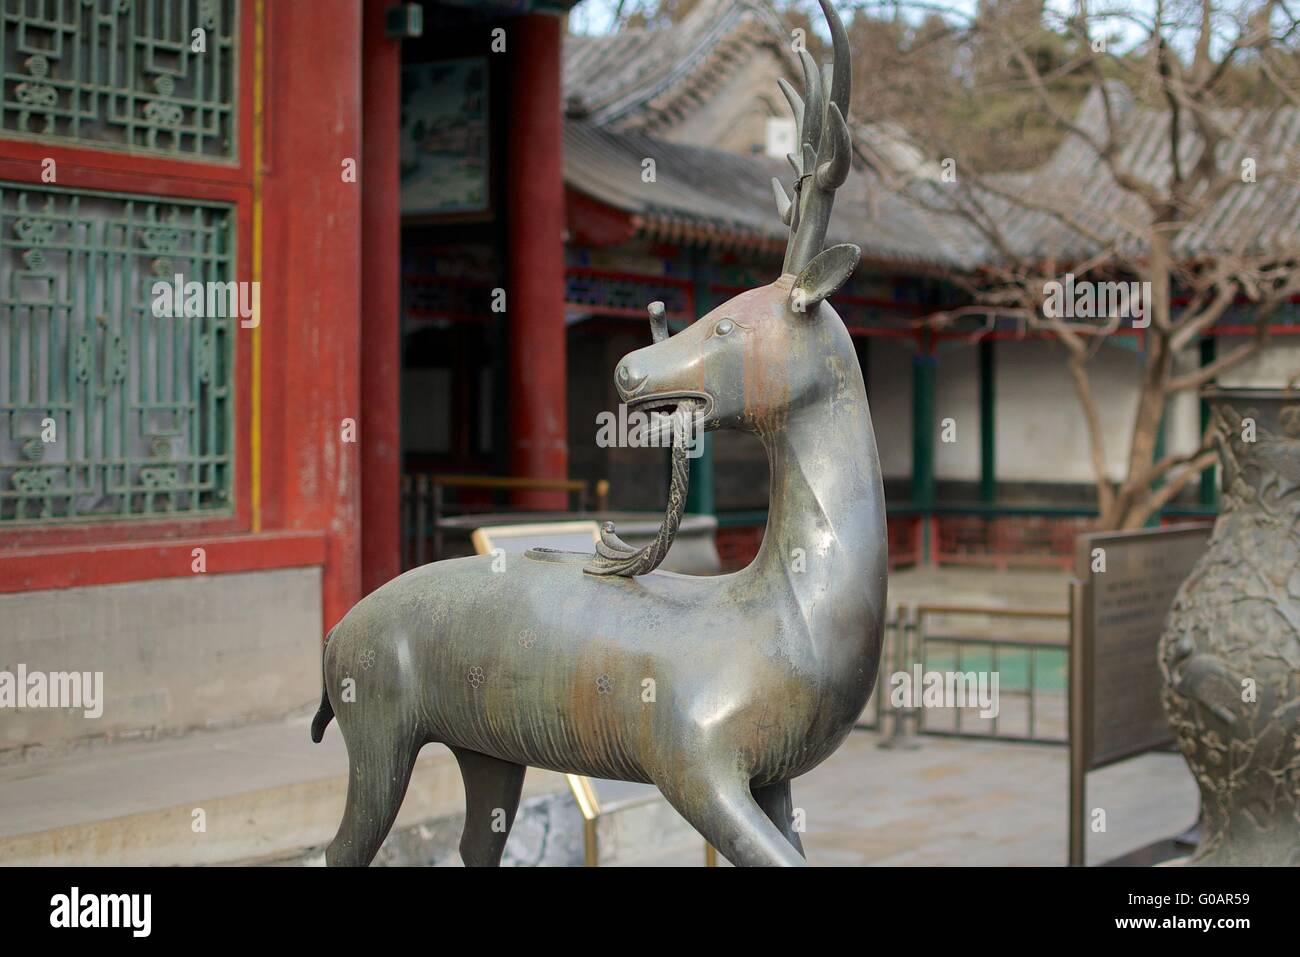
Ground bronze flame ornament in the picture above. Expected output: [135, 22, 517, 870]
[1159, 389, 1300, 865]
[312, 0, 886, 867]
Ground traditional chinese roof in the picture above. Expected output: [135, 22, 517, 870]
[564, 3, 1300, 275]
[897, 84, 1300, 266]
[563, 0, 794, 133]
[563, 120, 975, 271]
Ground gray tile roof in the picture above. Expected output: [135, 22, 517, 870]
[563, 120, 974, 270]
[563, 0, 793, 129]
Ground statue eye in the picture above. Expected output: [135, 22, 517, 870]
[714, 318, 735, 337]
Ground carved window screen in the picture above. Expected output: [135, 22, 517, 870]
[0, 184, 236, 524]
[0, 0, 243, 527]
[1, 0, 237, 160]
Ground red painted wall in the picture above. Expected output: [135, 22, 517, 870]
[1, 1, 365, 638]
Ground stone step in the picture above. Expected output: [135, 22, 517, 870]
[0, 708, 567, 866]
[0, 705, 721, 867]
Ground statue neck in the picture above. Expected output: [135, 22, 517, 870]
[748, 374, 885, 607]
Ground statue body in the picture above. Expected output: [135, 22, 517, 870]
[314, 1, 887, 866]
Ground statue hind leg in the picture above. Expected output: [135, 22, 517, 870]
[657, 765, 807, 867]
[449, 746, 527, 867]
[753, 780, 805, 858]
[325, 726, 423, 867]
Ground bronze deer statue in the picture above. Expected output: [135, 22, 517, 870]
[312, 0, 886, 866]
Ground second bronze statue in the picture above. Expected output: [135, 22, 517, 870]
[311, 0, 887, 867]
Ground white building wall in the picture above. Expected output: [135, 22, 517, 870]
[1165, 347, 1204, 461]
[0, 568, 322, 751]
[995, 339, 1144, 484]
[994, 339, 1206, 486]
[1218, 338, 1300, 388]
[934, 344, 981, 481]
[864, 333, 1294, 492]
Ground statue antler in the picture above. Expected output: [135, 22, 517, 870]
[772, 0, 852, 276]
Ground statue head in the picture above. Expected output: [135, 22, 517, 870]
[611, 0, 861, 439]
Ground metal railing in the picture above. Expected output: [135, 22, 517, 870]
[858, 603, 1070, 746]
[401, 473, 609, 568]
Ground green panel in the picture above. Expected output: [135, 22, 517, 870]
[911, 350, 935, 510]
[978, 339, 994, 503]
[911, 347, 935, 562]
[1, 0, 238, 160]
[1199, 336, 1218, 507]
[0, 182, 236, 524]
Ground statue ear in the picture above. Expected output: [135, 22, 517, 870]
[789, 244, 861, 315]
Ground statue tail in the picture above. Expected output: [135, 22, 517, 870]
[310, 628, 337, 743]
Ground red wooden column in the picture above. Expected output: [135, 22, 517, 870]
[360, 0, 402, 592]
[507, 12, 568, 509]
[261, 0, 363, 630]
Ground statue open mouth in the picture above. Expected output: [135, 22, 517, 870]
[625, 390, 715, 445]
[584, 396, 701, 578]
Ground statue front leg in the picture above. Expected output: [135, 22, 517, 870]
[752, 780, 805, 859]
[657, 765, 807, 867]
[450, 746, 527, 867]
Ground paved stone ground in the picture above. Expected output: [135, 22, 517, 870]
[623, 728, 1199, 867]
[795, 730, 1197, 867]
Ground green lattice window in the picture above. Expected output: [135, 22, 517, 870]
[0, 182, 235, 524]
[2, 0, 237, 159]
